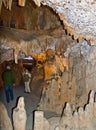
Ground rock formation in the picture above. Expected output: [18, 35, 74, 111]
[33, 0, 96, 45]
[1, 0, 96, 44]
[13, 97, 27, 130]
[35, 90, 96, 130]
[0, 0, 96, 63]
[0, 102, 13, 130]
[0, 1, 96, 129]
[37, 40, 96, 113]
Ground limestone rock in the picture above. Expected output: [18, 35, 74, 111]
[36, 90, 96, 130]
[13, 97, 27, 130]
[0, 102, 12, 130]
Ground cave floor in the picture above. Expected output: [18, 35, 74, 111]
[0, 83, 58, 130]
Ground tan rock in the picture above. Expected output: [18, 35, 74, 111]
[13, 97, 27, 130]
[0, 102, 12, 130]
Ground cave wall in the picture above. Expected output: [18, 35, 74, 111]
[0, 26, 75, 88]
[0, 64, 4, 88]
[37, 40, 96, 114]
[0, 0, 61, 30]
[35, 90, 96, 130]
[1, 0, 96, 118]
[1, 29, 96, 114]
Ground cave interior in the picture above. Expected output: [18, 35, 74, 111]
[0, 0, 96, 130]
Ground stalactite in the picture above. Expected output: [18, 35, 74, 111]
[8, 0, 12, 10]
[18, 0, 26, 7]
[14, 53, 18, 64]
[0, 0, 13, 12]
[32, 0, 41, 7]
[0, 0, 3, 13]
[2, 0, 7, 8]
[14, 47, 19, 64]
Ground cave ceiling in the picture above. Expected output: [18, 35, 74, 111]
[34, 0, 96, 44]
[0, 0, 96, 64]
[1, 0, 95, 43]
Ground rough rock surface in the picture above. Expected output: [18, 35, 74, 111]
[33, 0, 96, 44]
[13, 97, 27, 130]
[38, 40, 96, 113]
[0, 102, 13, 130]
[35, 90, 96, 130]
[0, 27, 75, 64]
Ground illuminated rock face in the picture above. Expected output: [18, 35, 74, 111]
[0, 27, 74, 64]
[38, 40, 96, 113]
[38, 53, 76, 114]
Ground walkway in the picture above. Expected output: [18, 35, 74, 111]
[0, 85, 40, 130]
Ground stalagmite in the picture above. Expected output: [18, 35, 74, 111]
[64, 103, 72, 117]
[85, 104, 94, 130]
[35, 90, 96, 130]
[60, 103, 73, 129]
[44, 118, 50, 130]
[89, 90, 95, 104]
[93, 102, 96, 117]
[34, 111, 44, 130]
[0, 102, 13, 130]
[13, 97, 27, 130]
[78, 107, 86, 129]
[73, 111, 79, 129]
